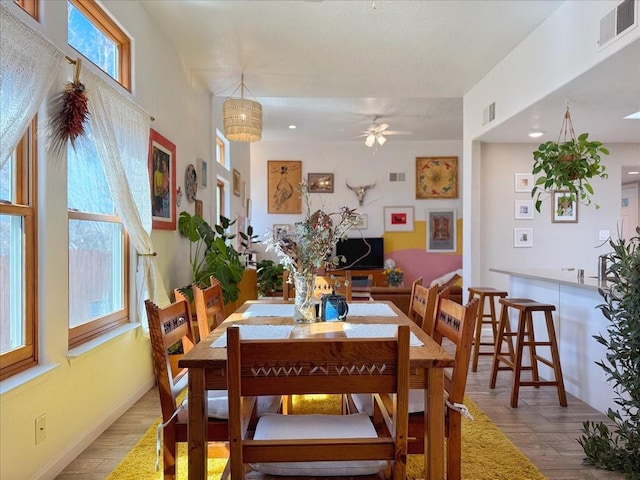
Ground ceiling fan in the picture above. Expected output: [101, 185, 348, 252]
[359, 119, 411, 147]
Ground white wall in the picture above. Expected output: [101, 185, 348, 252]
[478, 143, 639, 293]
[248, 140, 463, 259]
[0, 1, 215, 478]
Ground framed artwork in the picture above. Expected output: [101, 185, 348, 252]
[233, 169, 241, 197]
[514, 200, 534, 219]
[185, 164, 197, 202]
[148, 128, 177, 230]
[552, 191, 578, 223]
[307, 173, 334, 193]
[514, 228, 533, 248]
[236, 215, 246, 250]
[416, 156, 458, 199]
[194, 199, 203, 217]
[246, 198, 252, 221]
[268, 160, 303, 213]
[384, 206, 414, 232]
[514, 173, 534, 192]
[273, 224, 290, 236]
[426, 209, 457, 252]
[354, 213, 368, 230]
[197, 158, 208, 188]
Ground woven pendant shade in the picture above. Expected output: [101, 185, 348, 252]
[223, 74, 262, 142]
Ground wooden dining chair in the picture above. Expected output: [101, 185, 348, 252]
[225, 325, 410, 479]
[314, 270, 353, 300]
[407, 282, 438, 333]
[192, 277, 226, 342]
[406, 276, 423, 314]
[144, 299, 230, 480]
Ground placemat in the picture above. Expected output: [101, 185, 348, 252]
[346, 303, 397, 317]
[211, 325, 294, 348]
[343, 323, 423, 346]
[241, 303, 295, 317]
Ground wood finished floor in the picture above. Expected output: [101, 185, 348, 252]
[55, 338, 625, 480]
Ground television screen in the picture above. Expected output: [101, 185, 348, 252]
[335, 237, 384, 270]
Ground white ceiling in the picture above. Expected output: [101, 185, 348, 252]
[141, 0, 640, 179]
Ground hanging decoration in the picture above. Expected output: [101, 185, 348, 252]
[223, 73, 262, 142]
[49, 57, 89, 155]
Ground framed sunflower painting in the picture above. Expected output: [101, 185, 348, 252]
[416, 156, 458, 199]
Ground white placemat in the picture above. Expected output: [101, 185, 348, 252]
[343, 323, 423, 347]
[346, 303, 398, 317]
[211, 325, 294, 348]
[242, 303, 295, 318]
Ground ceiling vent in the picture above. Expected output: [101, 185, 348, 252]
[599, 0, 637, 49]
[482, 102, 496, 125]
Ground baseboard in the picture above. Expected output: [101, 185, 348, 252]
[34, 377, 156, 480]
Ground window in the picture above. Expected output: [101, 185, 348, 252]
[216, 180, 225, 226]
[67, 0, 131, 90]
[0, 121, 37, 380]
[216, 134, 227, 168]
[14, 0, 38, 19]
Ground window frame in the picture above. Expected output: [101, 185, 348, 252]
[14, 0, 38, 19]
[0, 121, 38, 381]
[216, 136, 226, 167]
[67, 0, 131, 90]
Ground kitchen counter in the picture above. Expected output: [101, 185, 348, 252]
[491, 268, 614, 415]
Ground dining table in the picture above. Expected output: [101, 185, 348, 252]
[178, 299, 455, 480]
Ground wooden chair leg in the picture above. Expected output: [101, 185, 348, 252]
[163, 425, 177, 480]
[510, 313, 527, 408]
[446, 411, 462, 480]
[489, 305, 509, 388]
[545, 311, 568, 407]
[525, 313, 540, 387]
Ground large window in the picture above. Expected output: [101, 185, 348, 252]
[67, 0, 131, 90]
[0, 122, 37, 380]
[68, 141, 129, 348]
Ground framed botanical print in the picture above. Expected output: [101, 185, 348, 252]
[148, 128, 177, 230]
[267, 161, 302, 213]
[426, 209, 457, 252]
[552, 191, 578, 223]
[384, 206, 414, 232]
[416, 156, 458, 199]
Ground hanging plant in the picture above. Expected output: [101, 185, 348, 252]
[531, 106, 609, 212]
[49, 57, 89, 156]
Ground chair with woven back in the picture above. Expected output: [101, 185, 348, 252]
[224, 325, 410, 479]
[348, 294, 479, 480]
[283, 269, 353, 302]
[406, 276, 423, 314]
[145, 299, 281, 480]
[192, 277, 226, 342]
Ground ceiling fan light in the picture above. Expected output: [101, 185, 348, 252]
[377, 134, 387, 146]
[365, 134, 376, 147]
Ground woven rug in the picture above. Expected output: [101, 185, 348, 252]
[107, 394, 545, 480]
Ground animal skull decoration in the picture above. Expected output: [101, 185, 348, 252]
[346, 180, 376, 206]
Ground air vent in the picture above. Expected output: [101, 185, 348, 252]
[599, 0, 637, 48]
[483, 102, 496, 125]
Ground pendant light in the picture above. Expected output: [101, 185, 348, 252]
[223, 73, 262, 142]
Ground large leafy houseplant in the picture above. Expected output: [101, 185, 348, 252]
[178, 212, 256, 303]
[531, 107, 609, 212]
[256, 259, 284, 297]
[578, 227, 640, 477]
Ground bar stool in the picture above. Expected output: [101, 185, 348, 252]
[490, 298, 567, 408]
[467, 287, 508, 372]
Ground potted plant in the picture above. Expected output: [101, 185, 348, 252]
[256, 259, 284, 297]
[177, 211, 253, 304]
[578, 227, 640, 476]
[531, 107, 609, 212]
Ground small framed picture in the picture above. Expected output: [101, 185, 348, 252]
[514, 200, 534, 219]
[194, 199, 203, 217]
[514, 228, 533, 248]
[307, 173, 334, 193]
[384, 206, 414, 232]
[515, 173, 534, 193]
[426, 209, 457, 252]
[197, 158, 208, 188]
[233, 169, 241, 197]
[552, 191, 578, 223]
[354, 213, 368, 230]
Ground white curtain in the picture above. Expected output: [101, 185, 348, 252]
[0, 3, 64, 166]
[81, 67, 170, 331]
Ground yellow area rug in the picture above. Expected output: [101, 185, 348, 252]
[107, 394, 545, 480]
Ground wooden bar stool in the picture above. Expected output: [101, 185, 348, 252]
[490, 298, 568, 408]
[467, 287, 508, 372]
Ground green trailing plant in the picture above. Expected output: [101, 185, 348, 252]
[578, 226, 640, 478]
[178, 212, 256, 304]
[531, 107, 609, 212]
[256, 259, 284, 297]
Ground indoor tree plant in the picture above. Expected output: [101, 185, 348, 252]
[578, 226, 640, 477]
[531, 106, 609, 212]
[256, 259, 284, 297]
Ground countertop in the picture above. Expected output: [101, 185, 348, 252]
[490, 268, 612, 292]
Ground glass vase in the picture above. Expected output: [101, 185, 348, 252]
[293, 271, 317, 323]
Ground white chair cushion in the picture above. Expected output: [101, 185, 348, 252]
[351, 390, 425, 416]
[179, 392, 280, 421]
[250, 413, 387, 476]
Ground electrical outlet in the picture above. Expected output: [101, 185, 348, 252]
[599, 230, 610, 241]
[35, 414, 46, 444]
